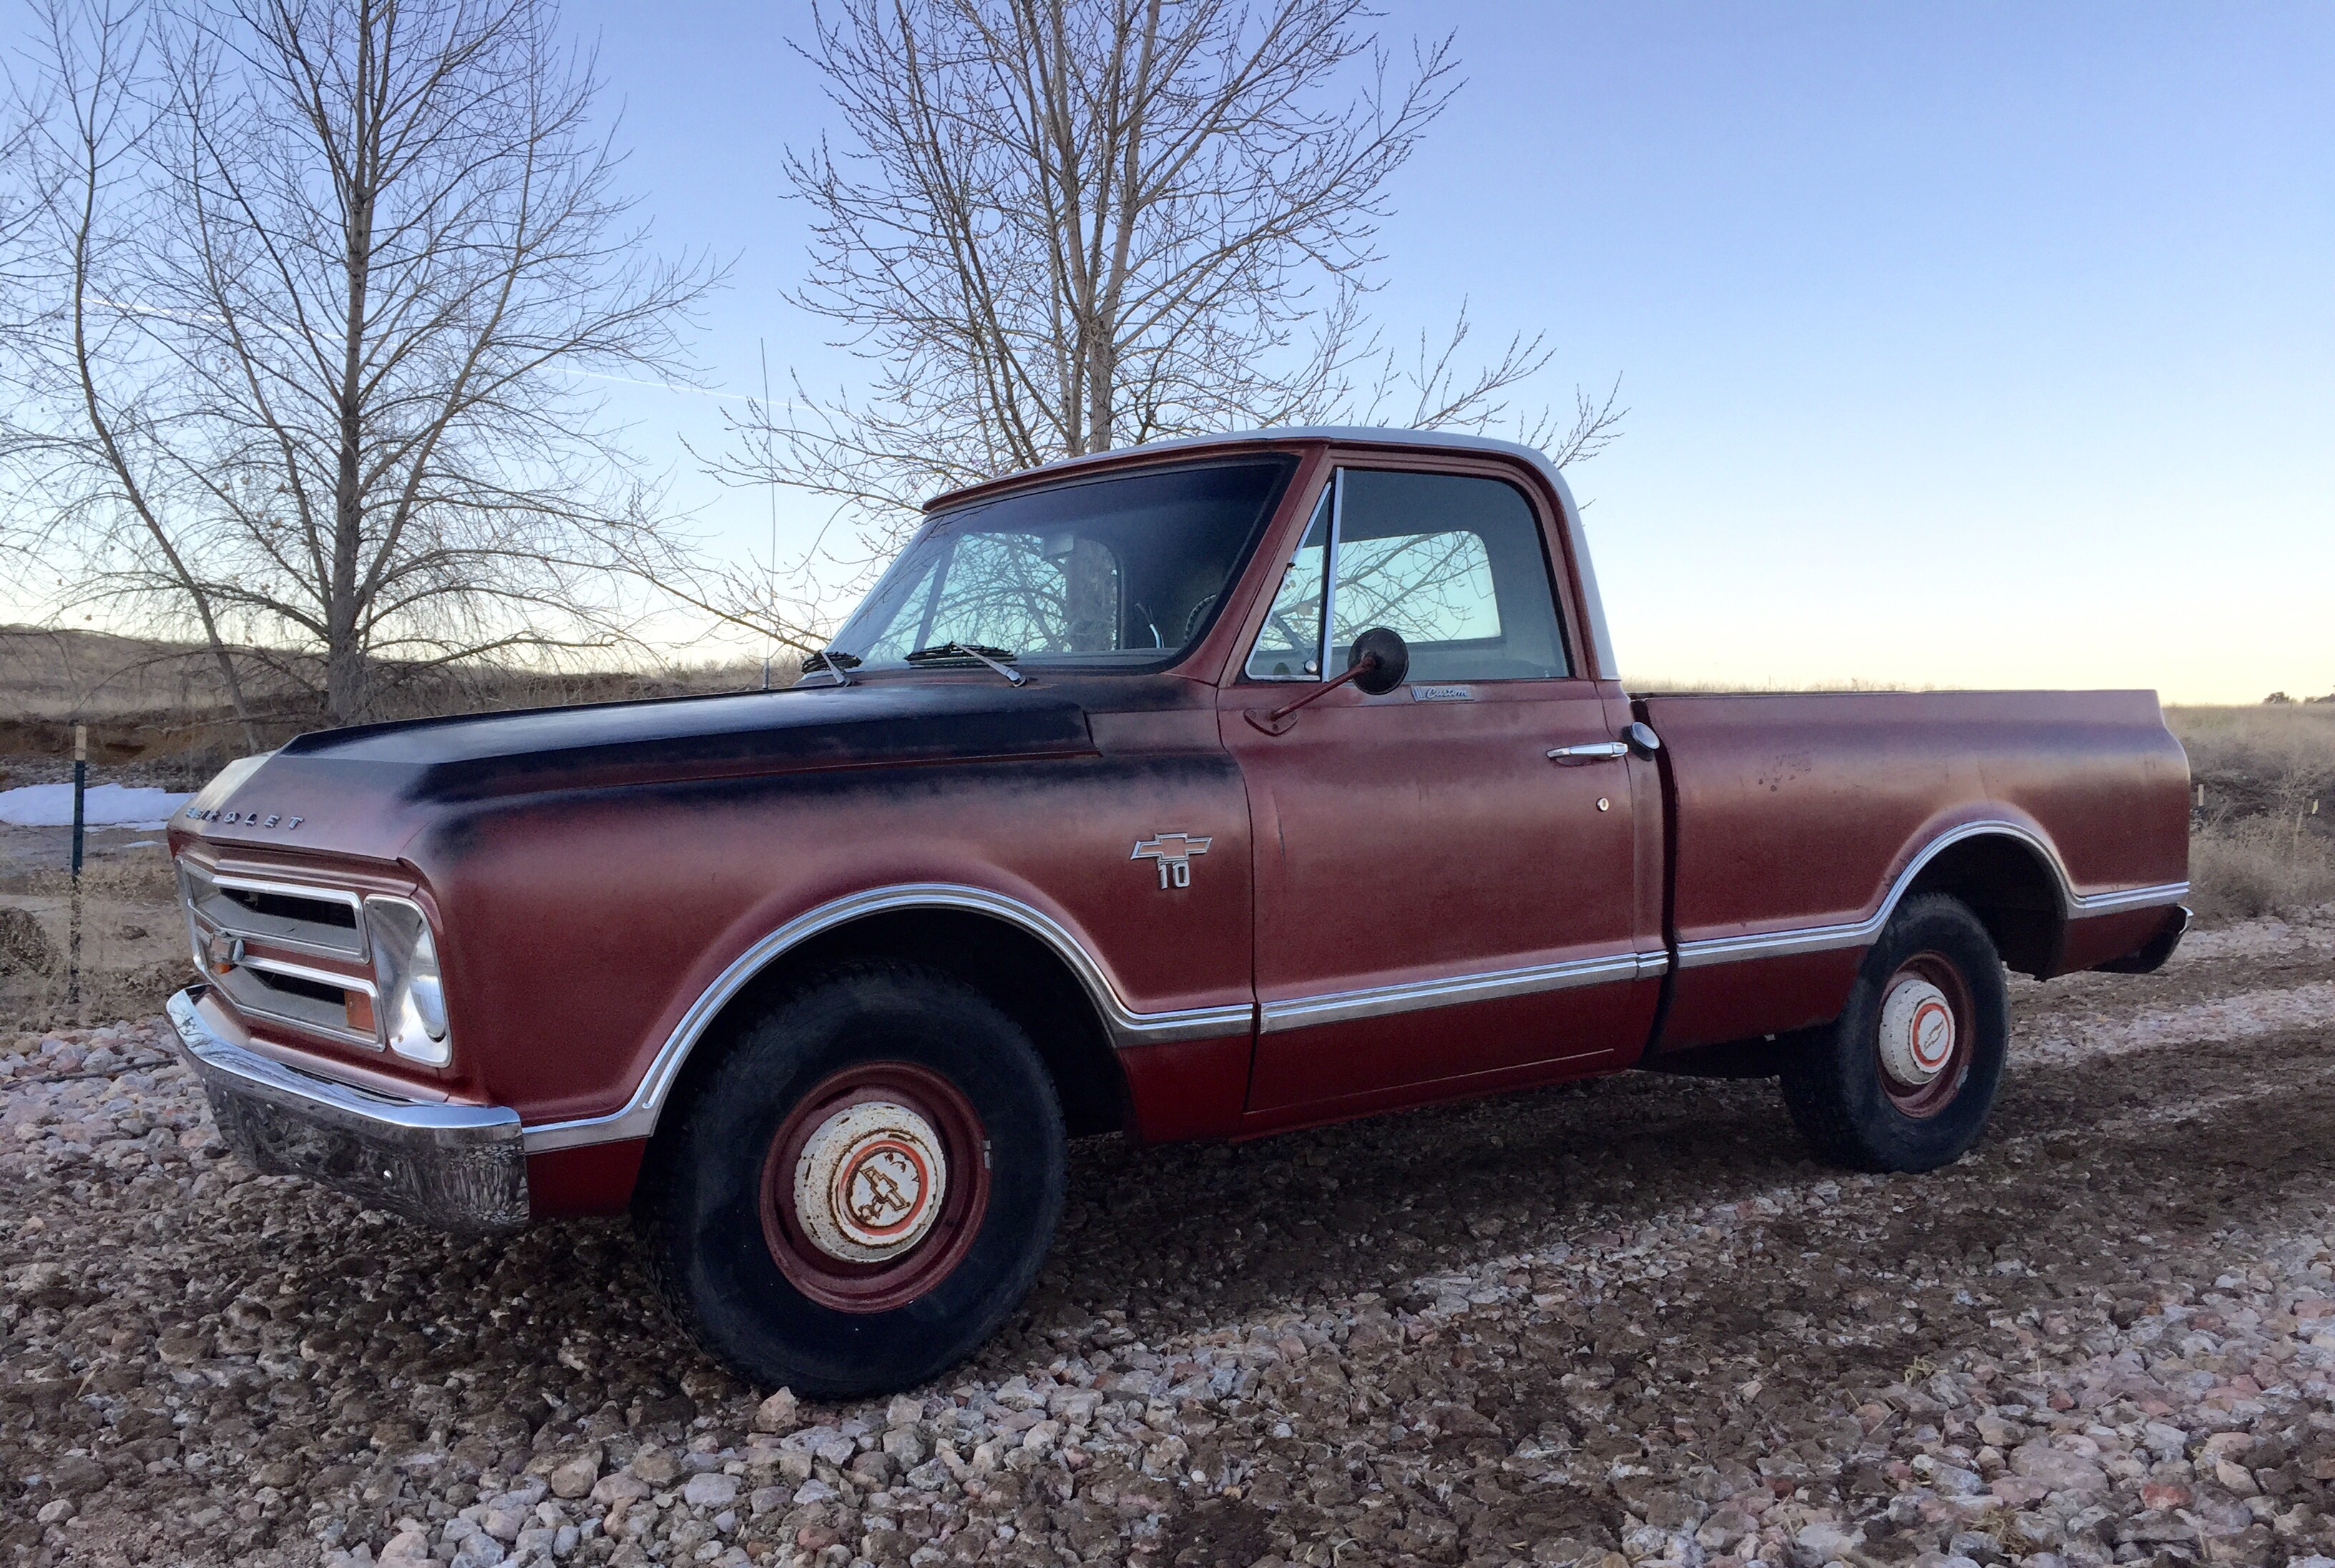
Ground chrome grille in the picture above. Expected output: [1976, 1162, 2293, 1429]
[179, 862, 365, 959]
[179, 860, 378, 1048]
[212, 959, 376, 1044]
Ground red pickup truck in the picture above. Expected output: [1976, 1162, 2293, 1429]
[164, 428, 2192, 1394]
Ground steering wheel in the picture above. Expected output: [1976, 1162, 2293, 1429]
[1180, 593, 1220, 643]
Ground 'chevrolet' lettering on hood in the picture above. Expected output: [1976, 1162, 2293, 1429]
[182, 808, 303, 828]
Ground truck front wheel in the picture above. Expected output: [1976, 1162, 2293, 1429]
[635, 961, 1067, 1397]
[1778, 893, 2008, 1172]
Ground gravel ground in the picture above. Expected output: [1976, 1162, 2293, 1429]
[4, 911, 2334, 1568]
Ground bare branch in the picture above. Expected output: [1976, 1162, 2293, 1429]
[700, 1, 1617, 640]
[0, 0, 721, 725]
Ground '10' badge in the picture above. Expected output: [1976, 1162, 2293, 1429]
[1130, 833, 1211, 890]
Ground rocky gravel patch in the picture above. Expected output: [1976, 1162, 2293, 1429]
[3, 909, 2331, 1568]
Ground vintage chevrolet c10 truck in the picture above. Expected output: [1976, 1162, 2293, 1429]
[162, 428, 2192, 1393]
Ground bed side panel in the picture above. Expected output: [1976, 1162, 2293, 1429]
[1643, 689, 2188, 1051]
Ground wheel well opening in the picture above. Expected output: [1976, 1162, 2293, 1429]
[670, 907, 1130, 1142]
[1904, 836, 2063, 978]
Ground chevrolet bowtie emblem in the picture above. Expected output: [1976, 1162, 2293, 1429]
[1131, 832, 1212, 891]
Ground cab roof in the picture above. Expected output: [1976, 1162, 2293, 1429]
[921, 426, 1620, 682]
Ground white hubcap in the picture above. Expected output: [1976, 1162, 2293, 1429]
[1879, 977, 1957, 1086]
[792, 1100, 949, 1263]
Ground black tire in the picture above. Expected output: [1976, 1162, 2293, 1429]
[635, 960, 1066, 1397]
[1778, 893, 2009, 1172]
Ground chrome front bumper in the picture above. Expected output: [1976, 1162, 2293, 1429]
[167, 987, 529, 1232]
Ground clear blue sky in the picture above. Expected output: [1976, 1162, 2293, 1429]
[565, 0, 2333, 702]
[25, 1, 2335, 701]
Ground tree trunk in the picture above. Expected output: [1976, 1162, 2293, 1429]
[197, 627, 262, 754]
[1085, 330, 1115, 454]
[326, 19, 378, 728]
[325, 369, 366, 723]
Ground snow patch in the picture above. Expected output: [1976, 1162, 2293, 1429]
[0, 783, 193, 829]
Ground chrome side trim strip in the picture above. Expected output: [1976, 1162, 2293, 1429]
[521, 883, 1254, 1155]
[1674, 820, 2190, 971]
[2068, 880, 2192, 915]
[1259, 949, 1660, 1034]
[1677, 924, 1857, 969]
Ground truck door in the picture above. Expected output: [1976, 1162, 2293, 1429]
[1220, 464, 1659, 1120]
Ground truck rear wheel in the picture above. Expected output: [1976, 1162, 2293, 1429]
[1778, 893, 2008, 1172]
[635, 961, 1066, 1397]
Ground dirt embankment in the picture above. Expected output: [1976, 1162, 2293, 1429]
[0, 838, 187, 1036]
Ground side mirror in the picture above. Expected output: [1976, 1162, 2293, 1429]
[1247, 627, 1410, 734]
[1346, 628, 1409, 696]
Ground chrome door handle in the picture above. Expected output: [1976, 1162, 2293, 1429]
[1547, 741, 1629, 763]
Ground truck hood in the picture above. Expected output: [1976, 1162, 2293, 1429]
[170, 682, 1095, 863]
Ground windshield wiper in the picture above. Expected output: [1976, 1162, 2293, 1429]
[904, 642, 1027, 687]
[801, 648, 860, 687]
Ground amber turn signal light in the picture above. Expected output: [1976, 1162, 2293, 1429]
[344, 990, 376, 1038]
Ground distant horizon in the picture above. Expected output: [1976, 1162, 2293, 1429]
[4, 0, 2327, 704]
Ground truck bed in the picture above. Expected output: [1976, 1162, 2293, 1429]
[1638, 688, 2191, 1053]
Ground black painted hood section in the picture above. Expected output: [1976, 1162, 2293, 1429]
[276, 680, 1095, 804]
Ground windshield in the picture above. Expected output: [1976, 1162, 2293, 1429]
[824, 457, 1297, 673]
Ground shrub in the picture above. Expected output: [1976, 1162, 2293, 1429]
[2188, 816, 2335, 923]
[2167, 706, 2335, 925]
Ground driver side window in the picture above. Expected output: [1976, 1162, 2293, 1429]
[1243, 469, 1571, 682]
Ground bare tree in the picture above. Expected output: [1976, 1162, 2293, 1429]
[1371, 307, 1626, 470]
[0, 39, 72, 592]
[0, 98, 42, 333]
[697, 0, 1620, 651]
[0, 0, 718, 727]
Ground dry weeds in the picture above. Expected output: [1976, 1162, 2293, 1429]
[2169, 706, 2335, 923]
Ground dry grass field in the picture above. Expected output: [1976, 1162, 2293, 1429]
[2168, 705, 2335, 922]
[0, 857, 185, 1032]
